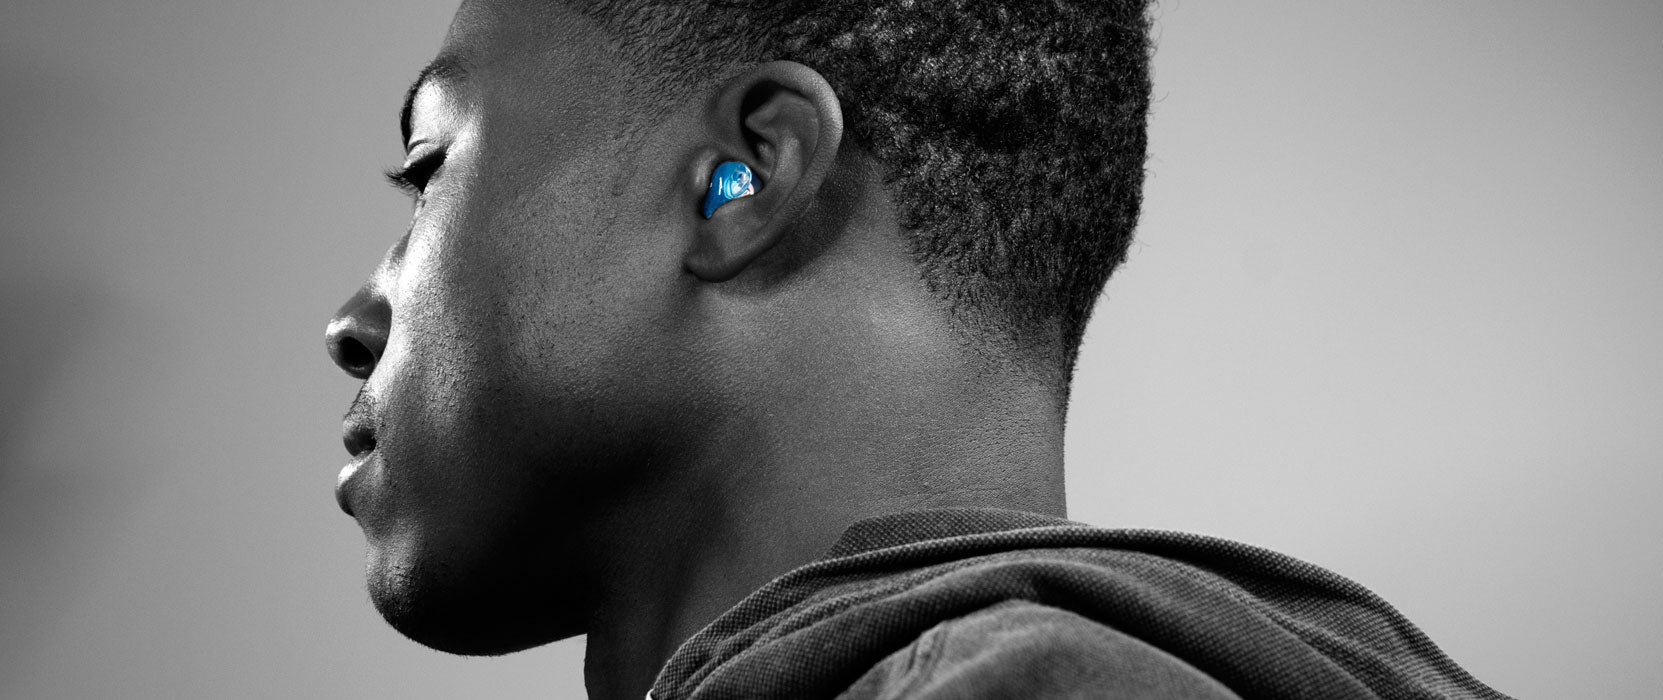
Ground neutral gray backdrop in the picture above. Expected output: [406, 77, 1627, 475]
[2, 1, 1658, 698]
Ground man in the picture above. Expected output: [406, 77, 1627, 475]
[325, 1, 1511, 698]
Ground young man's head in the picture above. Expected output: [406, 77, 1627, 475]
[326, 0, 1150, 657]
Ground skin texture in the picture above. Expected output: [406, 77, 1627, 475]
[324, 2, 1068, 698]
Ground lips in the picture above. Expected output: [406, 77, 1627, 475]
[337, 392, 381, 517]
[336, 452, 372, 517]
[343, 422, 376, 457]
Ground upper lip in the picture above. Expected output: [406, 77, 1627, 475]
[341, 392, 378, 457]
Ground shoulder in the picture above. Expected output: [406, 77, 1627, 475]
[836, 600, 1241, 700]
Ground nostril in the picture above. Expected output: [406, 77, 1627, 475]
[328, 285, 390, 378]
[337, 336, 377, 376]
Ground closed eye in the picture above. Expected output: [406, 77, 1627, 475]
[383, 150, 447, 199]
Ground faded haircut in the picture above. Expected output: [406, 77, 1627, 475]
[581, 0, 1153, 383]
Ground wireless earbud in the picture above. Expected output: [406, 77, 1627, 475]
[702, 161, 757, 218]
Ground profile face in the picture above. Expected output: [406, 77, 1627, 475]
[326, 1, 701, 654]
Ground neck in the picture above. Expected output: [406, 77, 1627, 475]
[580, 207, 1067, 699]
[579, 336, 1066, 699]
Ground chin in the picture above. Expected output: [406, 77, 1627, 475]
[366, 546, 586, 656]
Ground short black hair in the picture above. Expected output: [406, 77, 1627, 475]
[583, 0, 1153, 380]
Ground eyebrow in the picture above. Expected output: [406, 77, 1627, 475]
[399, 54, 469, 149]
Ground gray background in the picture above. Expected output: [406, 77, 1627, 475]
[3, 1, 1658, 697]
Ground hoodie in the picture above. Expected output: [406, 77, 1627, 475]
[648, 508, 1513, 699]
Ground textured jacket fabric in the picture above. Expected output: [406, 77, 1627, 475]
[648, 508, 1513, 700]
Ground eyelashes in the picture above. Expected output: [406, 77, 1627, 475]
[383, 150, 447, 199]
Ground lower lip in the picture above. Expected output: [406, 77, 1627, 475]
[336, 452, 373, 517]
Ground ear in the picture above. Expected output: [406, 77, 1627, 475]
[685, 61, 843, 282]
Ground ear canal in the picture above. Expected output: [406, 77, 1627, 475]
[701, 161, 758, 218]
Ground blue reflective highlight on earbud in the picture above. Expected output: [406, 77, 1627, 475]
[701, 160, 756, 218]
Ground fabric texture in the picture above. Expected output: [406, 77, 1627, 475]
[839, 600, 1243, 699]
[647, 508, 1513, 700]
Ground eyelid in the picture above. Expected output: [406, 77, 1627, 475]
[383, 148, 447, 198]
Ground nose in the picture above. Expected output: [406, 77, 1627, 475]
[325, 282, 391, 379]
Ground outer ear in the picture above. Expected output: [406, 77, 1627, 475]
[685, 61, 843, 282]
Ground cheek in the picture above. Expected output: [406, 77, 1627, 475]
[370, 205, 672, 522]
[463, 173, 678, 388]
[364, 140, 698, 533]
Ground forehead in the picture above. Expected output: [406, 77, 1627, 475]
[440, 0, 603, 78]
[415, 0, 638, 162]
[421, 0, 634, 146]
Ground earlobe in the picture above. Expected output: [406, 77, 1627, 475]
[685, 61, 843, 282]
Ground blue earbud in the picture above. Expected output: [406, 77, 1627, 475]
[702, 161, 756, 218]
